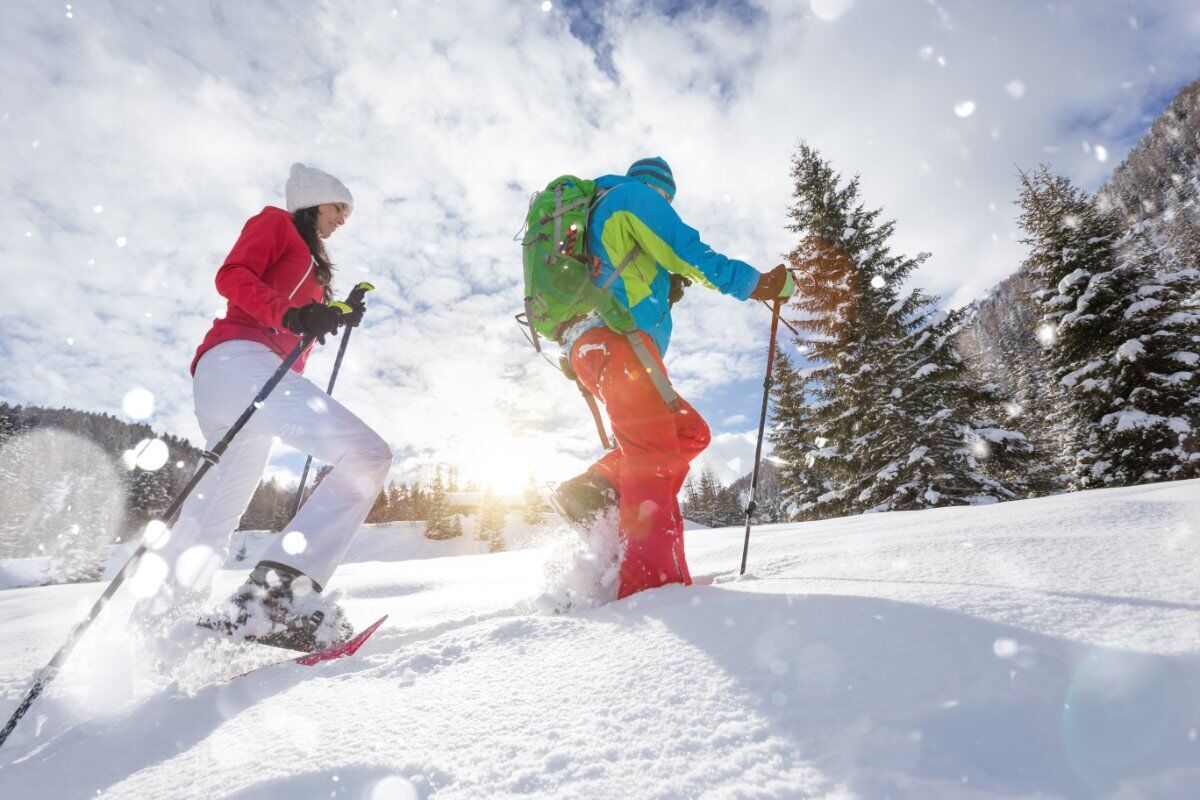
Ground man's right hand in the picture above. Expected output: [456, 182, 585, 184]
[282, 301, 341, 345]
[749, 264, 796, 302]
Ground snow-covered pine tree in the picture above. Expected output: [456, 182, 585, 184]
[886, 305, 1038, 506]
[1019, 167, 1121, 478]
[476, 487, 507, 552]
[767, 345, 829, 520]
[694, 466, 721, 526]
[780, 143, 1033, 515]
[1098, 232, 1200, 481]
[1020, 167, 1200, 486]
[955, 270, 1066, 492]
[128, 469, 172, 533]
[713, 483, 743, 526]
[682, 477, 700, 523]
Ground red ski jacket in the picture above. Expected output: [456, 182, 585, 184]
[191, 206, 324, 375]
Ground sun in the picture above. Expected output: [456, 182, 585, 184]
[456, 433, 586, 496]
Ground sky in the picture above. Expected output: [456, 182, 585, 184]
[1, 0, 1198, 493]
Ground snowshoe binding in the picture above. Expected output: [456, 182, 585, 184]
[198, 561, 354, 653]
[546, 469, 618, 534]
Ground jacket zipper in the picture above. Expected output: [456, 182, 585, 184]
[269, 256, 317, 336]
[288, 256, 316, 300]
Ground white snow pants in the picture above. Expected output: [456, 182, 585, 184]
[151, 340, 391, 599]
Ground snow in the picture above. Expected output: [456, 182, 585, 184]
[1056, 268, 1089, 293]
[1101, 409, 1169, 432]
[913, 363, 939, 379]
[2, 480, 1200, 798]
[973, 428, 1028, 444]
[1059, 359, 1103, 388]
[1124, 298, 1164, 318]
[1117, 338, 1146, 362]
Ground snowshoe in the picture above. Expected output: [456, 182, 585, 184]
[198, 561, 354, 653]
[547, 469, 618, 532]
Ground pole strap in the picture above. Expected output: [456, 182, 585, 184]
[625, 332, 681, 411]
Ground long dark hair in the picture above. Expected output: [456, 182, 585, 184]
[291, 207, 334, 301]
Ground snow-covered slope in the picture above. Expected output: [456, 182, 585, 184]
[2, 480, 1199, 799]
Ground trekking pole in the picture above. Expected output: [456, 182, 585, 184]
[739, 297, 783, 576]
[0, 289, 364, 753]
[287, 281, 376, 520]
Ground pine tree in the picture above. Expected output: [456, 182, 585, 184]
[476, 487, 507, 552]
[424, 467, 453, 539]
[1019, 167, 1200, 486]
[887, 306, 1037, 506]
[1019, 167, 1122, 478]
[768, 346, 830, 520]
[409, 483, 426, 521]
[682, 477, 701, 523]
[269, 481, 291, 532]
[366, 486, 391, 524]
[713, 483, 743, 526]
[695, 466, 721, 526]
[1098, 234, 1200, 481]
[389, 481, 408, 520]
[778, 143, 1032, 516]
[521, 473, 544, 525]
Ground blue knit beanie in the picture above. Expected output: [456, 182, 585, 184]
[627, 156, 675, 201]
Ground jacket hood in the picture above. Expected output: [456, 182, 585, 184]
[595, 174, 638, 190]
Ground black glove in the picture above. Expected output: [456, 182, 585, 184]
[749, 263, 795, 302]
[668, 274, 691, 306]
[342, 297, 366, 328]
[282, 301, 341, 345]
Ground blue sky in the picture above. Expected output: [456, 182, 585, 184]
[1, 0, 1198, 492]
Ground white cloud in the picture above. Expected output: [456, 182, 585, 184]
[1, 0, 1197, 489]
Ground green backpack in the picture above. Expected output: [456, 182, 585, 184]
[517, 175, 635, 352]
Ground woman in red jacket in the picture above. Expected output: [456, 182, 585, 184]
[136, 163, 391, 652]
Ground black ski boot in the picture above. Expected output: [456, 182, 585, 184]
[548, 469, 618, 530]
[199, 561, 354, 653]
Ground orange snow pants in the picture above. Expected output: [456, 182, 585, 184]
[570, 327, 711, 599]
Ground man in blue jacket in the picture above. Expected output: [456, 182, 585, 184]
[554, 156, 794, 598]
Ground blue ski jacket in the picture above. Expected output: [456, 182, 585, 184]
[583, 174, 761, 357]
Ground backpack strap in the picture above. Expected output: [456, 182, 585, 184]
[601, 244, 642, 290]
[539, 194, 593, 225]
[625, 332, 681, 411]
[548, 183, 564, 266]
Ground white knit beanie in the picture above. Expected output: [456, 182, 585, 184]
[285, 162, 354, 214]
